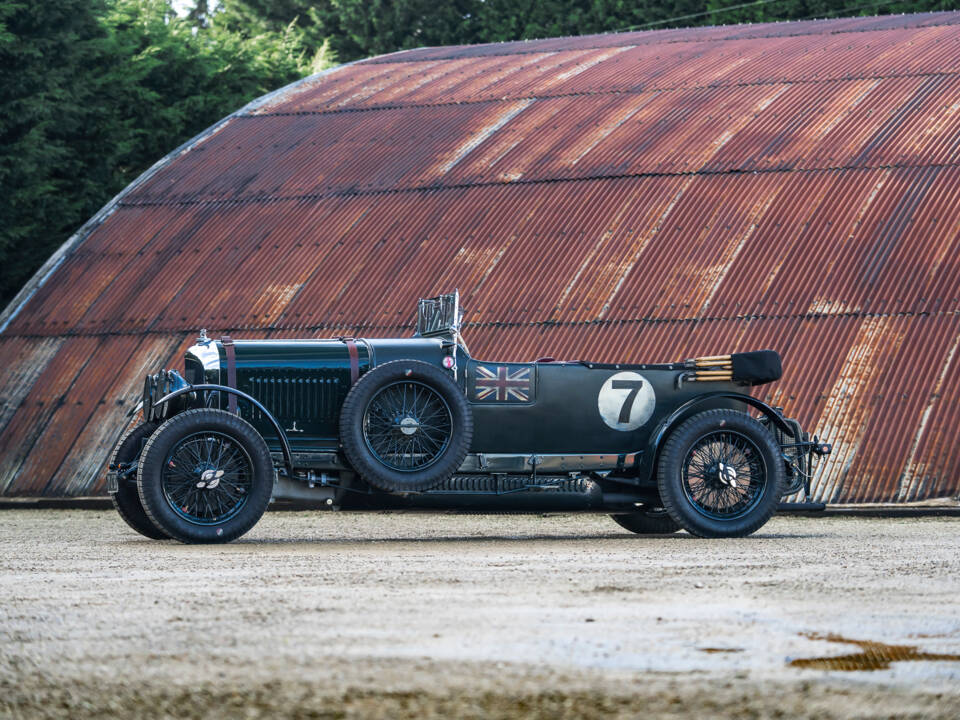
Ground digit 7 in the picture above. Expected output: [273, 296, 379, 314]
[611, 379, 645, 423]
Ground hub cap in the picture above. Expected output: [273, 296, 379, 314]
[681, 430, 766, 521]
[161, 432, 252, 525]
[363, 381, 452, 472]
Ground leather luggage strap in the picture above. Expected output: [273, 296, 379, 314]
[221, 335, 238, 414]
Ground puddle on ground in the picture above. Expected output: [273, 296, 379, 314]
[699, 647, 744, 654]
[790, 633, 960, 672]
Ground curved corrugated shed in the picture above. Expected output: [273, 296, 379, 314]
[2, 11, 960, 501]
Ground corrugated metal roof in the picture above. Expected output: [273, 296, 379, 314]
[2, 11, 959, 500]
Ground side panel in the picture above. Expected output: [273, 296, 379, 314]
[466, 360, 744, 455]
[365, 337, 447, 368]
[229, 340, 368, 449]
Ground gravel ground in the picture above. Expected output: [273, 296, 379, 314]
[1, 509, 959, 719]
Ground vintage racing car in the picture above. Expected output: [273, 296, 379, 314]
[108, 293, 830, 543]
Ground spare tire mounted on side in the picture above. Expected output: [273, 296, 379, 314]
[340, 360, 473, 492]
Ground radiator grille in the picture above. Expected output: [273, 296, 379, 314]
[244, 374, 341, 423]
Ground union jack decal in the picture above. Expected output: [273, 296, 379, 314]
[474, 364, 533, 403]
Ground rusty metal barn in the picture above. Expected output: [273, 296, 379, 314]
[2, 11, 959, 502]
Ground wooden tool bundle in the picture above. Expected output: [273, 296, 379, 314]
[688, 354, 732, 381]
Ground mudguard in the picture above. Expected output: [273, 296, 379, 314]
[152, 383, 294, 471]
[639, 391, 794, 481]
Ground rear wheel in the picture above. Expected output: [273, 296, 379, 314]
[610, 506, 680, 535]
[137, 409, 274, 544]
[109, 421, 168, 540]
[657, 409, 783, 538]
[340, 360, 472, 492]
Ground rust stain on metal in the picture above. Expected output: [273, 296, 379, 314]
[559, 93, 655, 168]
[598, 176, 696, 319]
[0, 337, 65, 435]
[896, 325, 960, 501]
[552, 45, 633, 82]
[697, 193, 780, 316]
[812, 316, 908, 503]
[436, 99, 535, 175]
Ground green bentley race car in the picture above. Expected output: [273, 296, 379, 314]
[108, 293, 830, 543]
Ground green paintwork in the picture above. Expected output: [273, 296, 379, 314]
[465, 359, 741, 454]
[225, 340, 368, 450]
[183, 335, 743, 460]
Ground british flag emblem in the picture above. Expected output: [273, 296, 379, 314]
[474, 364, 532, 403]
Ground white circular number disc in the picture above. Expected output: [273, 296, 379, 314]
[597, 371, 656, 431]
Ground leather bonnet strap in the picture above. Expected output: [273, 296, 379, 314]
[344, 338, 359, 385]
[221, 335, 238, 414]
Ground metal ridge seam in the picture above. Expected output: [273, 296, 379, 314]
[4, 309, 957, 341]
[116, 160, 960, 209]
[360, 14, 960, 63]
[241, 69, 960, 119]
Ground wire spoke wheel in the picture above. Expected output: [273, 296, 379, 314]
[681, 430, 767, 521]
[341, 360, 473, 492]
[362, 380, 453, 472]
[161, 431, 252, 525]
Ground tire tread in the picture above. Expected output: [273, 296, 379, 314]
[610, 511, 680, 535]
[137, 408, 273, 544]
[339, 360, 473, 492]
[109, 421, 168, 540]
[657, 409, 783, 538]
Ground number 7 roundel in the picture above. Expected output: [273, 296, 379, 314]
[597, 371, 656, 431]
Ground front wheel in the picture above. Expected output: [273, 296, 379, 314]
[657, 409, 783, 538]
[109, 421, 168, 540]
[137, 409, 274, 544]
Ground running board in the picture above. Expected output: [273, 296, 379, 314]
[457, 452, 642, 474]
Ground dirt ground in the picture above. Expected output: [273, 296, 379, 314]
[1, 510, 959, 719]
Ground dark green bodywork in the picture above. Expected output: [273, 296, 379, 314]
[138, 294, 825, 516]
[467, 361, 738, 455]
[183, 337, 743, 476]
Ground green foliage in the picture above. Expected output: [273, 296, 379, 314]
[0, 0, 110, 306]
[99, 0, 311, 182]
[217, 0, 960, 63]
[0, 0, 316, 304]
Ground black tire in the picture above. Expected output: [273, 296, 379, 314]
[137, 409, 274, 544]
[657, 409, 784, 538]
[340, 360, 472, 492]
[610, 507, 680, 535]
[109, 421, 169, 540]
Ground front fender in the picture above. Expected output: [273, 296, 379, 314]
[152, 383, 293, 471]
